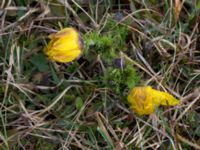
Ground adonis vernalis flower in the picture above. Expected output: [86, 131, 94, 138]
[44, 27, 82, 63]
[128, 86, 180, 115]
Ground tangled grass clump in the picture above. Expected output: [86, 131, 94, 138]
[0, 0, 200, 149]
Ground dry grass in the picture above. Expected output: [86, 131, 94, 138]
[0, 0, 200, 149]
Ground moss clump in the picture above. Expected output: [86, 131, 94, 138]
[83, 19, 140, 94]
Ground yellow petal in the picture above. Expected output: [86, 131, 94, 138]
[128, 86, 180, 115]
[44, 27, 82, 63]
[52, 37, 80, 51]
[49, 49, 81, 63]
[156, 92, 180, 106]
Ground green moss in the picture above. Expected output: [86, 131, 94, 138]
[83, 18, 140, 95]
[103, 63, 140, 95]
[83, 19, 129, 61]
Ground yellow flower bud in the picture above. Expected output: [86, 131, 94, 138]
[128, 86, 180, 115]
[44, 27, 82, 63]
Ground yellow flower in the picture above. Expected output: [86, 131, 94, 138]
[44, 27, 82, 63]
[128, 86, 180, 115]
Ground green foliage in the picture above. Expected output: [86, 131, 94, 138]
[97, 127, 114, 149]
[83, 19, 129, 61]
[83, 31, 115, 62]
[75, 97, 83, 110]
[83, 18, 140, 94]
[1, 1, 199, 149]
[30, 53, 49, 72]
[103, 63, 140, 95]
[35, 138, 57, 150]
[64, 62, 80, 74]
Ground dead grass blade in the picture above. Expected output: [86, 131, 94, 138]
[176, 134, 200, 149]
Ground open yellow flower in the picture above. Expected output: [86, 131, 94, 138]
[128, 86, 180, 115]
[44, 27, 82, 63]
